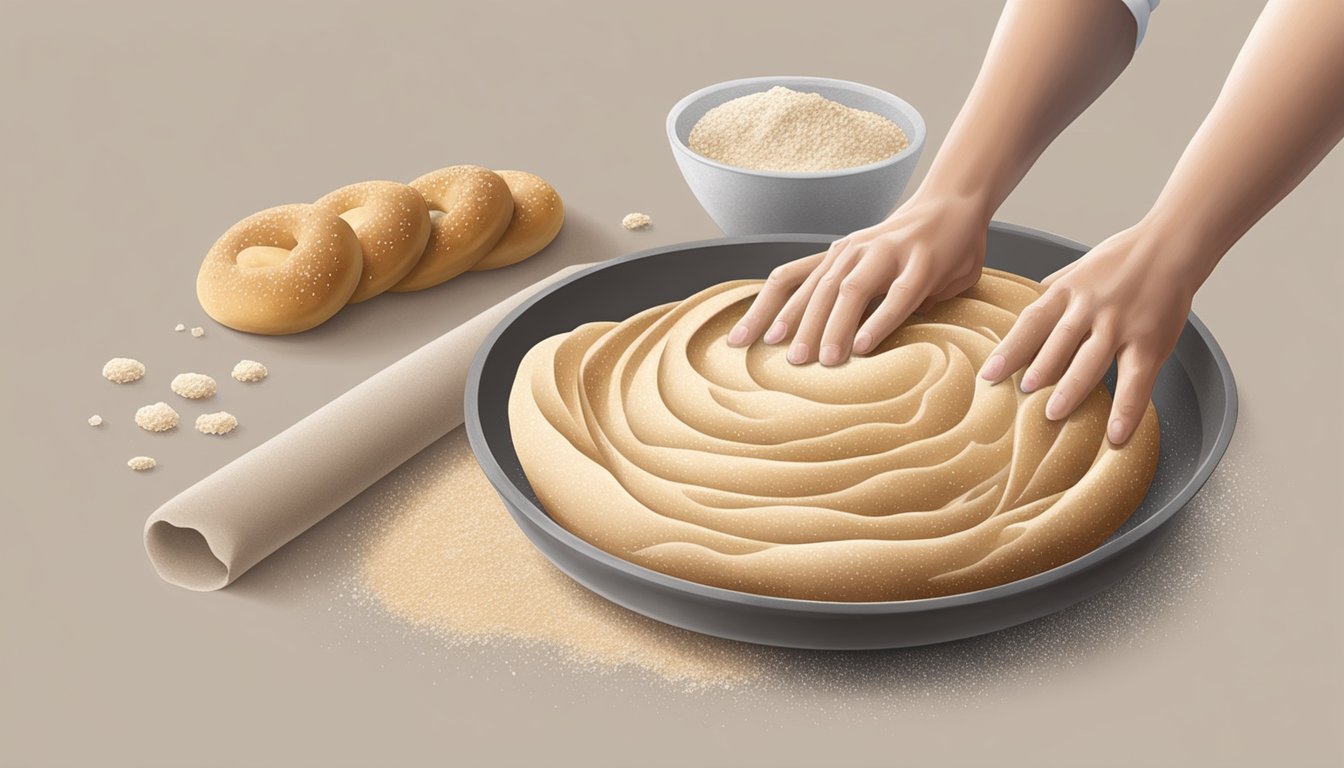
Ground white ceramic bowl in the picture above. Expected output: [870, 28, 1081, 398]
[667, 75, 926, 236]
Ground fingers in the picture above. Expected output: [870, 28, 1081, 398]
[913, 272, 974, 316]
[772, 251, 844, 355]
[788, 246, 864, 364]
[852, 260, 932, 356]
[726, 252, 826, 346]
[766, 242, 852, 349]
[1107, 346, 1161, 444]
[1045, 334, 1116, 421]
[817, 259, 891, 365]
[979, 293, 1066, 383]
[1019, 306, 1090, 393]
[1041, 261, 1077, 288]
[926, 277, 974, 305]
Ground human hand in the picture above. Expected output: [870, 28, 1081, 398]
[978, 224, 1200, 445]
[725, 192, 990, 365]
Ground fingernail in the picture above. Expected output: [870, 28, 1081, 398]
[1045, 392, 1065, 421]
[763, 321, 786, 345]
[1108, 418, 1127, 444]
[1021, 369, 1040, 393]
[788, 342, 808, 365]
[853, 331, 873, 354]
[727, 324, 749, 346]
[980, 354, 1005, 381]
[819, 344, 842, 366]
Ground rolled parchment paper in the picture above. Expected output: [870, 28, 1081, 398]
[145, 264, 591, 591]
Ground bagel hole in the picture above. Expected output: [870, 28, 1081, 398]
[236, 245, 294, 269]
[428, 209, 447, 224]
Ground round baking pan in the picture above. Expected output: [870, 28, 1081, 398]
[465, 225, 1237, 650]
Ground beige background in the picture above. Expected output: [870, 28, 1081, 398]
[2, 1, 1341, 766]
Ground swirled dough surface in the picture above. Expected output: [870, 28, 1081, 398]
[509, 269, 1159, 601]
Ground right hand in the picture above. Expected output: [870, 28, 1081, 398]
[725, 192, 991, 365]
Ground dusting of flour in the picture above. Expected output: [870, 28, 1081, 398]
[689, 85, 908, 172]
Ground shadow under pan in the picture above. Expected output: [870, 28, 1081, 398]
[465, 224, 1238, 650]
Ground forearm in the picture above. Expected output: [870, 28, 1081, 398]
[916, 0, 1138, 216]
[1139, 0, 1344, 285]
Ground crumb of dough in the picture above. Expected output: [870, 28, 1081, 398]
[190, 326, 205, 337]
[622, 212, 653, 231]
[127, 456, 157, 471]
[231, 360, 268, 383]
[174, 323, 185, 332]
[87, 414, 103, 427]
[135, 402, 179, 432]
[195, 411, 238, 435]
[102, 358, 145, 384]
[170, 372, 217, 400]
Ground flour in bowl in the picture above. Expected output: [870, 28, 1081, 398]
[689, 86, 908, 172]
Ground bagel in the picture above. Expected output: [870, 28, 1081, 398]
[509, 269, 1160, 602]
[390, 165, 513, 292]
[470, 170, 564, 271]
[196, 204, 363, 335]
[313, 181, 431, 303]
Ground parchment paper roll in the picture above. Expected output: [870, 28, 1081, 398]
[145, 264, 591, 591]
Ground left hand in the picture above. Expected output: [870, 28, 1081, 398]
[978, 224, 1202, 445]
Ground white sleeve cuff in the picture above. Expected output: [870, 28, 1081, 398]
[1120, 0, 1160, 48]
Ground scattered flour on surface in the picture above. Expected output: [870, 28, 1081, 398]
[356, 429, 762, 689]
[87, 414, 103, 427]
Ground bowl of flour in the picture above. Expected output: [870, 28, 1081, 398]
[667, 76, 925, 236]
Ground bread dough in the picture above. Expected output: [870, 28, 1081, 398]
[314, 180, 431, 303]
[508, 269, 1160, 602]
[196, 204, 363, 335]
[470, 170, 564, 271]
[390, 166, 513, 292]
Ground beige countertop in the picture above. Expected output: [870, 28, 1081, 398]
[2, 1, 1340, 765]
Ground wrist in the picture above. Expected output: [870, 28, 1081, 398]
[1130, 209, 1226, 290]
[906, 140, 1017, 225]
[1109, 217, 1217, 300]
[899, 181, 996, 228]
